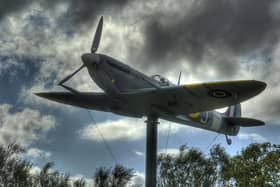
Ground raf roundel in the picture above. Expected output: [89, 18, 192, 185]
[208, 89, 232, 98]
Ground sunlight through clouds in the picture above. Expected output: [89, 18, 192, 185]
[79, 118, 183, 141]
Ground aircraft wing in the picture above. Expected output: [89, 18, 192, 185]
[122, 80, 266, 114]
[35, 92, 120, 111]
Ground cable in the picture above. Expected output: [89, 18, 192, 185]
[164, 123, 171, 154]
[86, 110, 118, 164]
[204, 133, 220, 153]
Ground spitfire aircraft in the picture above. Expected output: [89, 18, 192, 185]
[36, 16, 266, 146]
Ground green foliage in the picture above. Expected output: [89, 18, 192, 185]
[0, 143, 33, 187]
[158, 143, 280, 187]
[38, 162, 70, 187]
[158, 146, 217, 187]
[222, 142, 280, 187]
[73, 178, 86, 187]
[0, 142, 278, 186]
[93, 164, 134, 187]
[0, 143, 134, 187]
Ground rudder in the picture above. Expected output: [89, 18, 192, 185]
[225, 103, 241, 117]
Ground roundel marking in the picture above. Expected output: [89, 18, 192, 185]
[208, 89, 232, 98]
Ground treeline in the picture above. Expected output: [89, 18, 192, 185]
[0, 143, 135, 187]
[0, 143, 279, 187]
[158, 143, 280, 187]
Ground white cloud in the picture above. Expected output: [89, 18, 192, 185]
[135, 148, 182, 158]
[69, 174, 94, 187]
[29, 165, 41, 175]
[0, 104, 55, 147]
[135, 151, 144, 157]
[127, 171, 145, 187]
[238, 133, 267, 142]
[159, 148, 181, 156]
[79, 118, 182, 142]
[26, 147, 52, 159]
[29, 166, 95, 187]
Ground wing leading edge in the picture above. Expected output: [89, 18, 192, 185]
[35, 92, 119, 112]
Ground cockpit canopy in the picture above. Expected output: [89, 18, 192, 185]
[151, 74, 172, 86]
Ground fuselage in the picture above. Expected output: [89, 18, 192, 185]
[82, 53, 240, 136]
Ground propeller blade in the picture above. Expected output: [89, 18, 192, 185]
[177, 71, 182, 86]
[91, 16, 103, 53]
[58, 64, 85, 85]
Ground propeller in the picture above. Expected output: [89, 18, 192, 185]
[58, 16, 103, 88]
[177, 71, 182, 86]
[91, 16, 103, 53]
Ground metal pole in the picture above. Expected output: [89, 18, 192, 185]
[145, 115, 159, 187]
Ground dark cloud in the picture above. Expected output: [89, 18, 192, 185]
[0, 0, 32, 20]
[138, 0, 280, 75]
[61, 0, 129, 30]
[0, 0, 130, 32]
[1, 0, 279, 77]
[38, 0, 131, 32]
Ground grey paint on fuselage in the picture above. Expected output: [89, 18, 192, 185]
[164, 111, 239, 136]
[85, 54, 161, 95]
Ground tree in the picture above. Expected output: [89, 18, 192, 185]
[93, 164, 134, 187]
[158, 146, 216, 187]
[0, 142, 278, 186]
[94, 167, 110, 187]
[37, 162, 69, 187]
[223, 142, 280, 186]
[158, 143, 280, 186]
[111, 165, 134, 187]
[0, 143, 33, 187]
[209, 144, 230, 186]
[73, 178, 86, 187]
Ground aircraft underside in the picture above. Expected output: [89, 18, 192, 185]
[35, 91, 241, 136]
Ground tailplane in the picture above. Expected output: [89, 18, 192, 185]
[223, 104, 264, 145]
[224, 103, 264, 127]
[224, 117, 265, 127]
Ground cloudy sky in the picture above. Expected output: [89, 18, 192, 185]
[0, 0, 280, 185]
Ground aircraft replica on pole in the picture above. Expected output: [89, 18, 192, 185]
[36, 16, 266, 187]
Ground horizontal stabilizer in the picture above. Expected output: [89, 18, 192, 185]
[224, 117, 265, 127]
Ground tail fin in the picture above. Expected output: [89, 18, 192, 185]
[225, 103, 241, 117]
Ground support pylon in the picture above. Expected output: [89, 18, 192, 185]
[145, 115, 159, 187]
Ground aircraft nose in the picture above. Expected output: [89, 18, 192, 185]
[81, 53, 91, 66]
[81, 53, 100, 67]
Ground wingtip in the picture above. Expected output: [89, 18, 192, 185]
[34, 92, 42, 97]
[34, 92, 48, 99]
[253, 80, 267, 93]
[259, 120, 266, 126]
[252, 119, 265, 126]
